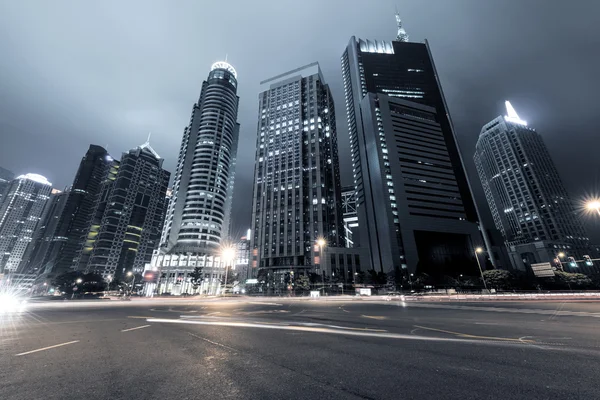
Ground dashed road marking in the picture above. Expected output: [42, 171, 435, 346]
[15, 340, 80, 356]
[121, 325, 151, 332]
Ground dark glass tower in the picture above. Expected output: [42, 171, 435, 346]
[25, 145, 112, 278]
[78, 142, 170, 279]
[250, 62, 344, 282]
[341, 15, 484, 278]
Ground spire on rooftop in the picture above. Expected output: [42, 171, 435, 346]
[395, 9, 409, 42]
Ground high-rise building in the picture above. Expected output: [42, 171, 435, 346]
[474, 101, 595, 272]
[0, 166, 15, 206]
[0, 174, 52, 273]
[78, 142, 169, 279]
[23, 145, 113, 278]
[150, 62, 240, 295]
[250, 62, 344, 284]
[341, 14, 485, 278]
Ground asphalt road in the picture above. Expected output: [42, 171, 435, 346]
[1, 297, 599, 400]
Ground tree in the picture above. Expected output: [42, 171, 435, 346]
[482, 269, 515, 290]
[81, 272, 105, 292]
[294, 274, 310, 291]
[553, 271, 592, 290]
[52, 271, 82, 295]
[189, 266, 204, 290]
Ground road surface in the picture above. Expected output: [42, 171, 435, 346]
[1, 297, 599, 399]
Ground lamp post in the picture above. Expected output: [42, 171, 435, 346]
[475, 247, 489, 293]
[126, 271, 135, 296]
[316, 238, 326, 291]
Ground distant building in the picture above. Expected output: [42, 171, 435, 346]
[0, 174, 52, 273]
[78, 142, 170, 279]
[24, 145, 113, 278]
[474, 101, 596, 272]
[150, 61, 240, 295]
[235, 229, 251, 281]
[0, 166, 15, 206]
[341, 16, 484, 279]
[250, 62, 344, 288]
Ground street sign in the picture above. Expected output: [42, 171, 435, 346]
[531, 262, 555, 278]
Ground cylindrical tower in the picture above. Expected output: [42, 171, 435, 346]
[161, 62, 240, 254]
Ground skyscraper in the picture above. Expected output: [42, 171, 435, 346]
[341, 14, 484, 278]
[474, 101, 593, 272]
[0, 166, 15, 206]
[23, 145, 113, 278]
[0, 174, 52, 273]
[78, 142, 169, 279]
[250, 62, 344, 284]
[150, 62, 240, 294]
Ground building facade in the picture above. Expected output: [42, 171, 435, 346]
[474, 102, 595, 272]
[341, 15, 484, 279]
[78, 142, 169, 279]
[150, 62, 240, 295]
[249, 62, 344, 286]
[0, 166, 15, 206]
[0, 174, 52, 273]
[24, 145, 113, 278]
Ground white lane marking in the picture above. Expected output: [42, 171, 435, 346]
[205, 312, 221, 316]
[188, 333, 238, 352]
[121, 324, 151, 332]
[15, 340, 80, 356]
[247, 302, 283, 306]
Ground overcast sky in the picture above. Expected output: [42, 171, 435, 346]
[1, 0, 600, 240]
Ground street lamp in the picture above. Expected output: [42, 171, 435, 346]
[220, 245, 236, 296]
[557, 252, 565, 259]
[316, 238, 326, 290]
[126, 271, 135, 296]
[586, 200, 600, 216]
[474, 247, 489, 293]
[76, 278, 83, 284]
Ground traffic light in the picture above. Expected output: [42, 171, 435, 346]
[583, 255, 593, 266]
[567, 257, 577, 268]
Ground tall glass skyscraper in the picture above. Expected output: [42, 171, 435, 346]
[0, 174, 52, 273]
[341, 14, 485, 278]
[474, 101, 594, 272]
[250, 62, 344, 283]
[150, 62, 240, 295]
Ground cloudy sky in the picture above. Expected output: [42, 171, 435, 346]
[1, 0, 599, 239]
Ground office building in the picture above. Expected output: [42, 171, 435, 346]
[150, 62, 240, 295]
[474, 101, 595, 272]
[341, 14, 484, 278]
[0, 174, 52, 273]
[79, 142, 169, 279]
[0, 167, 15, 206]
[250, 62, 344, 286]
[24, 145, 113, 278]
